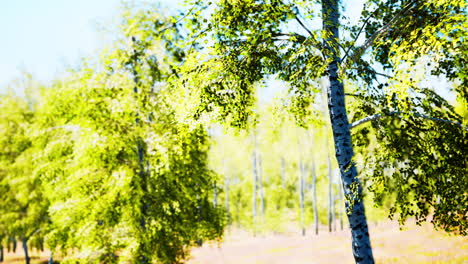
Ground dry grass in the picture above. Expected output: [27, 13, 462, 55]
[2, 254, 50, 264]
[188, 221, 468, 264]
[3, 221, 467, 263]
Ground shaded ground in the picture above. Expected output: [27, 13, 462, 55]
[3, 221, 467, 263]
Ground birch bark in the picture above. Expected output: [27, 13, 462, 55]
[322, 0, 374, 262]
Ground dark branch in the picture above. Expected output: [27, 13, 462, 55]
[342, 0, 418, 68]
[156, 3, 199, 35]
[285, 1, 323, 54]
[345, 93, 367, 98]
[273, 32, 307, 42]
[373, 71, 393, 79]
[341, 8, 380, 62]
[350, 111, 468, 131]
[294, 16, 313, 37]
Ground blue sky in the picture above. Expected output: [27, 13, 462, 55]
[0, 0, 184, 93]
[1, 0, 115, 90]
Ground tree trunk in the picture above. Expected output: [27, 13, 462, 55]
[311, 157, 319, 235]
[213, 183, 218, 207]
[258, 153, 265, 218]
[196, 191, 203, 247]
[236, 192, 241, 228]
[328, 152, 333, 233]
[322, 0, 374, 263]
[333, 184, 337, 231]
[0, 244, 4, 262]
[12, 239, 16, 253]
[225, 176, 230, 225]
[310, 133, 319, 235]
[252, 146, 258, 236]
[22, 238, 30, 264]
[297, 130, 306, 236]
[299, 159, 306, 236]
[280, 156, 286, 189]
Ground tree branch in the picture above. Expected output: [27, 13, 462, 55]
[373, 71, 393, 79]
[294, 16, 313, 37]
[341, 7, 380, 62]
[345, 93, 367, 98]
[156, 3, 199, 35]
[285, 1, 324, 54]
[350, 111, 468, 131]
[343, 0, 418, 68]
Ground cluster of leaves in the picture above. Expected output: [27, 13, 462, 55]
[175, 0, 328, 129]
[352, 89, 467, 234]
[0, 93, 49, 252]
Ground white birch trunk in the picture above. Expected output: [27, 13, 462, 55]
[322, 0, 374, 262]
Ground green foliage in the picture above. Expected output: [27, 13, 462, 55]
[353, 90, 467, 234]
[1, 3, 225, 263]
[0, 92, 49, 252]
[1, 1, 467, 264]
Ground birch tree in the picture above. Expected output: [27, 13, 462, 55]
[180, 0, 467, 263]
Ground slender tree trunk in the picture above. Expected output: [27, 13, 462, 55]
[196, 191, 203, 247]
[328, 152, 333, 233]
[213, 183, 218, 207]
[332, 172, 336, 232]
[12, 239, 16, 253]
[310, 133, 319, 235]
[252, 131, 264, 235]
[0, 244, 4, 262]
[236, 192, 241, 228]
[296, 129, 306, 236]
[22, 238, 30, 264]
[252, 145, 258, 236]
[322, 0, 374, 263]
[280, 156, 286, 189]
[299, 160, 306, 236]
[311, 156, 319, 235]
[225, 176, 230, 225]
[258, 153, 265, 218]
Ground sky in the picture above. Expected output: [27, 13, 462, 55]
[0, 0, 184, 93]
[3, 1, 451, 102]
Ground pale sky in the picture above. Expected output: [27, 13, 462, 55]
[4, 1, 453, 103]
[0, 0, 184, 93]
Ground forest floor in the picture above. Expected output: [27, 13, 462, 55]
[2, 220, 467, 264]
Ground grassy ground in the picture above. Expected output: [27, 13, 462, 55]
[188, 221, 468, 264]
[3, 221, 467, 263]
[2, 254, 50, 264]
